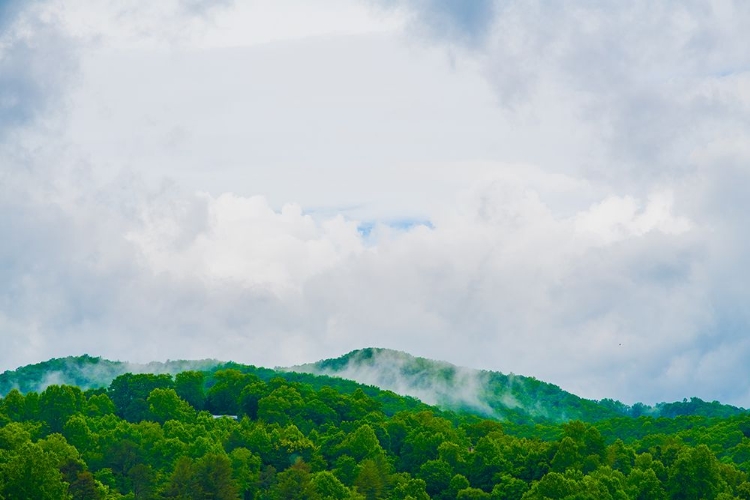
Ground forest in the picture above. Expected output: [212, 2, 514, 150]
[2, 356, 750, 499]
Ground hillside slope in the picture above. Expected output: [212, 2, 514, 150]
[1, 348, 745, 424]
[290, 347, 747, 423]
[0, 355, 222, 395]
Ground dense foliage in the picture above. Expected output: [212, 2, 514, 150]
[3, 363, 750, 499]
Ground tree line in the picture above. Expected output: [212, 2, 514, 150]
[2, 367, 750, 499]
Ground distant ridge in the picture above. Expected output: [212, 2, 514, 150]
[290, 347, 748, 423]
[0, 355, 221, 396]
[1, 348, 746, 424]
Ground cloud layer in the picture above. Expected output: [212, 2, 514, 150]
[2, 0, 750, 406]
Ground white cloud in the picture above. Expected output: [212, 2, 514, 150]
[126, 192, 364, 295]
[574, 191, 691, 245]
[3, 0, 750, 409]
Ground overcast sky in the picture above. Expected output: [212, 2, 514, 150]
[2, 0, 750, 406]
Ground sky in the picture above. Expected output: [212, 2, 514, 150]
[2, 0, 750, 406]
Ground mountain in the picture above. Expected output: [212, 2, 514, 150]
[289, 347, 748, 423]
[0, 355, 222, 396]
[6, 354, 750, 500]
[1, 348, 745, 424]
[0, 354, 433, 418]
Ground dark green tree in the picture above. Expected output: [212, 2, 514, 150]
[1, 388, 26, 421]
[109, 373, 174, 421]
[39, 385, 84, 433]
[417, 459, 453, 499]
[195, 453, 240, 500]
[354, 458, 387, 500]
[175, 371, 206, 410]
[271, 459, 318, 500]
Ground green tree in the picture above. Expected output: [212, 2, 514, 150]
[206, 370, 256, 415]
[1, 388, 26, 421]
[525, 471, 576, 499]
[391, 476, 430, 500]
[147, 388, 196, 424]
[333, 455, 359, 486]
[62, 414, 95, 454]
[550, 436, 580, 473]
[86, 393, 116, 417]
[311, 471, 351, 500]
[336, 424, 384, 462]
[271, 459, 319, 500]
[238, 381, 267, 420]
[109, 373, 174, 422]
[605, 439, 635, 474]
[448, 474, 470, 499]
[23, 391, 41, 421]
[668, 444, 722, 500]
[163, 453, 239, 500]
[128, 463, 156, 500]
[0, 442, 72, 499]
[195, 453, 241, 500]
[258, 386, 305, 426]
[627, 467, 666, 500]
[68, 470, 104, 500]
[175, 371, 206, 410]
[0, 421, 34, 450]
[490, 474, 528, 500]
[417, 459, 453, 499]
[39, 385, 84, 433]
[354, 459, 386, 500]
[457, 487, 491, 500]
[164, 456, 196, 498]
[229, 447, 261, 500]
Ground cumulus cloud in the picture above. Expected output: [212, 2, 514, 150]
[2, 162, 712, 404]
[3, 0, 750, 409]
[126, 193, 364, 296]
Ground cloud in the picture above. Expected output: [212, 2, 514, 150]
[178, 0, 234, 16]
[574, 191, 691, 245]
[125, 192, 364, 296]
[1, 158, 713, 407]
[0, 2, 77, 140]
[392, 1, 750, 182]
[291, 348, 499, 416]
[3, 0, 750, 410]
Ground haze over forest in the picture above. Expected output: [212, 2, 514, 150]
[3, 0, 750, 408]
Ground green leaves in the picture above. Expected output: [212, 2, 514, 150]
[164, 453, 239, 499]
[0, 441, 72, 499]
[39, 385, 84, 433]
[3, 364, 750, 500]
[668, 444, 722, 500]
[147, 388, 196, 424]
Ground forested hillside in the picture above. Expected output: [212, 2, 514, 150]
[3, 356, 750, 498]
[0, 355, 223, 396]
[292, 348, 748, 423]
[4, 350, 745, 427]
